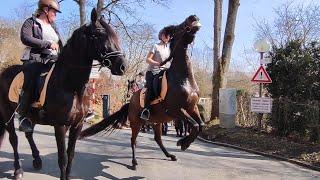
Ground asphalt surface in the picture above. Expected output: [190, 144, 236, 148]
[1, 124, 320, 180]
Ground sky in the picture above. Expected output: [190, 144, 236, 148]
[0, 0, 319, 72]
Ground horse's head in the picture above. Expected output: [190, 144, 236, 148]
[86, 8, 127, 75]
[167, 15, 202, 48]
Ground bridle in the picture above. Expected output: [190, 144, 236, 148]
[88, 28, 124, 69]
[94, 50, 124, 69]
[65, 26, 124, 70]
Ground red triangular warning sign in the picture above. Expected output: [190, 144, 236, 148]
[251, 66, 272, 83]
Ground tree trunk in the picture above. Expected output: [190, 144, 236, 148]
[210, 0, 240, 120]
[210, 0, 223, 120]
[79, 0, 86, 25]
[97, 0, 104, 17]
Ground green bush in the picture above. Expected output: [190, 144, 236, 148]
[266, 41, 320, 142]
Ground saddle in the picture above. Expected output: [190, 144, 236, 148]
[139, 71, 168, 107]
[8, 64, 55, 108]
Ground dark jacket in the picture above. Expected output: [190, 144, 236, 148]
[20, 16, 63, 61]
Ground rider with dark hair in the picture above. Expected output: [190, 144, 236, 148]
[140, 28, 171, 121]
[18, 0, 63, 132]
[135, 71, 146, 90]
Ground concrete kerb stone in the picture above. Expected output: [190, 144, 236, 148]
[197, 136, 320, 172]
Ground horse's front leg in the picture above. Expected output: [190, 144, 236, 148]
[153, 123, 177, 161]
[6, 122, 23, 179]
[187, 105, 205, 132]
[54, 125, 67, 180]
[131, 124, 140, 170]
[174, 108, 200, 151]
[66, 123, 83, 178]
[25, 125, 42, 170]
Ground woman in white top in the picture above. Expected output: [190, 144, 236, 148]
[140, 28, 171, 121]
[18, 0, 62, 132]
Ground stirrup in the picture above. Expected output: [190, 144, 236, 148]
[140, 108, 150, 121]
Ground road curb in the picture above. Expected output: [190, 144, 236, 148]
[197, 136, 320, 172]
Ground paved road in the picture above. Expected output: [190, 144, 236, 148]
[1, 124, 320, 180]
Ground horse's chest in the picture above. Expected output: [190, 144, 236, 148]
[170, 81, 196, 98]
[44, 93, 84, 124]
[68, 95, 86, 120]
[183, 80, 197, 91]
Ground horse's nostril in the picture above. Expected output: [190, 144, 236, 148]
[105, 59, 111, 67]
[120, 64, 125, 73]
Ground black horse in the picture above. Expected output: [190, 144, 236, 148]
[80, 15, 203, 169]
[0, 8, 126, 180]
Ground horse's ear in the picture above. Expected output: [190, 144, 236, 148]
[100, 15, 106, 22]
[91, 8, 98, 23]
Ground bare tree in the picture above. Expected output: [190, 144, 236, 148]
[0, 19, 23, 68]
[210, 0, 240, 120]
[72, 0, 86, 25]
[97, 0, 104, 17]
[254, 1, 320, 47]
[94, 0, 167, 39]
[92, 0, 168, 76]
[119, 23, 155, 79]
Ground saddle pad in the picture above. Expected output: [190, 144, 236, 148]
[8, 64, 55, 108]
[140, 71, 168, 107]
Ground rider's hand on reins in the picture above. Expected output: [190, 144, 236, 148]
[50, 42, 59, 51]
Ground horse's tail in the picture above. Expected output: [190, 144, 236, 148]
[79, 103, 129, 139]
[0, 113, 6, 149]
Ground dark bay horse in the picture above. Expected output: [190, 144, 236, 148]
[80, 15, 203, 169]
[0, 8, 126, 180]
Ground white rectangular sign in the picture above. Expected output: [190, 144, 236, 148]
[90, 67, 100, 79]
[89, 60, 100, 79]
[260, 57, 272, 65]
[250, 97, 272, 113]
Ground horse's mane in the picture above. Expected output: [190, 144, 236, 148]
[162, 19, 188, 52]
[99, 19, 120, 50]
[56, 25, 87, 64]
[56, 20, 120, 64]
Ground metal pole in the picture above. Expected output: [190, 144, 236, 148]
[102, 94, 110, 118]
[258, 52, 264, 131]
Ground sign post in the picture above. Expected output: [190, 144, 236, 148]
[251, 44, 272, 131]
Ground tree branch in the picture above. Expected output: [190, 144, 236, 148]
[108, 10, 133, 41]
[102, 0, 121, 12]
[59, 0, 69, 3]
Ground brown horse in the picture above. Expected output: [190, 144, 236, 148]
[80, 15, 203, 169]
[0, 9, 126, 180]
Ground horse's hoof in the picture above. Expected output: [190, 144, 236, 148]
[177, 137, 187, 147]
[181, 143, 190, 151]
[170, 155, 177, 161]
[132, 159, 138, 166]
[14, 168, 24, 180]
[132, 159, 137, 171]
[33, 157, 42, 170]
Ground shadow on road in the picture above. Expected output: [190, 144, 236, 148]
[3, 128, 315, 179]
[0, 150, 144, 180]
[28, 128, 274, 161]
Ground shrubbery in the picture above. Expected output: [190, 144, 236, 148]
[266, 41, 320, 142]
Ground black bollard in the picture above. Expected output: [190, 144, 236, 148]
[102, 94, 110, 118]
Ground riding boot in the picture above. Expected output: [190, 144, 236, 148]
[140, 89, 152, 121]
[17, 90, 33, 133]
